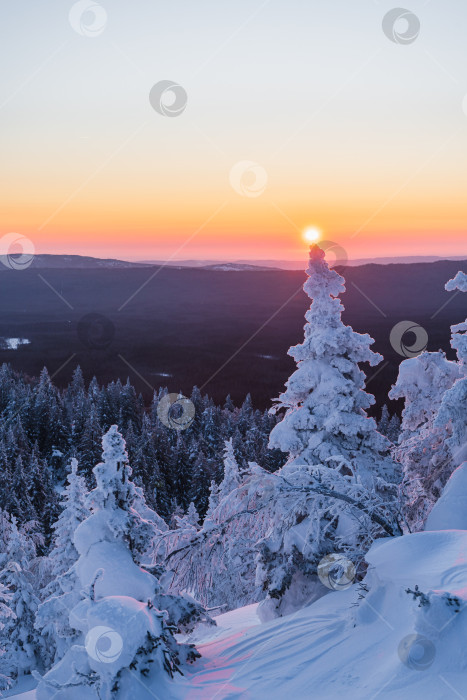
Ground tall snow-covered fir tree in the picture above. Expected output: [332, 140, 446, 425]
[256, 244, 402, 618]
[36, 426, 206, 700]
[268, 245, 399, 483]
[160, 246, 403, 618]
[35, 458, 90, 664]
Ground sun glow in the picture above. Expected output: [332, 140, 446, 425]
[303, 227, 322, 244]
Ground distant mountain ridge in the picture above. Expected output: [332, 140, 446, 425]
[2, 252, 466, 271]
[138, 254, 467, 270]
[0, 254, 151, 270]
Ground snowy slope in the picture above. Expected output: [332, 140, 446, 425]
[9, 531, 467, 699]
[175, 531, 467, 699]
[425, 462, 467, 531]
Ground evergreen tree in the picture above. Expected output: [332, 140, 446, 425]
[378, 404, 390, 435]
[258, 245, 402, 617]
[435, 271, 467, 466]
[11, 455, 36, 522]
[189, 447, 210, 518]
[0, 581, 14, 694]
[79, 404, 102, 483]
[67, 367, 88, 458]
[185, 502, 200, 528]
[36, 426, 201, 700]
[390, 350, 461, 531]
[0, 444, 12, 513]
[35, 458, 90, 664]
[223, 394, 236, 414]
[120, 379, 141, 430]
[219, 439, 241, 498]
[386, 414, 401, 444]
[0, 516, 43, 683]
[205, 480, 220, 519]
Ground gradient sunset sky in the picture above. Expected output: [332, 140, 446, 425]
[1, 0, 467, 261]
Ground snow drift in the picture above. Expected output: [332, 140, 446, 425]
[174, 529, 467, 699]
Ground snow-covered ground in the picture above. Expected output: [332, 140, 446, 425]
[11, 527, 466, 700]
[175, 529, 467, 699]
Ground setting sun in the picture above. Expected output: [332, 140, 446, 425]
[303, 227, 322, 244]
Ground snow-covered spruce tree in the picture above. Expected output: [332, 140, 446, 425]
[386, 413, 401, 444]
[256, 244, 402, 619]
[389, 350, 461, 531]
[36, 426, 205, 700]
[219, 438, 241, 499]
[183, 502, 200, 529]
[35, 458, 90, 665]
[205, 480, 220, 520]
[0, 515, 44, 685]
[0, 582, 14, 695]
[377, 404, 390, 436]
[435, 271, 467, 467]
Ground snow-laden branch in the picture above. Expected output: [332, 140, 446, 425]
[275, 472, 402, 537]
[165, 468, 402, 566]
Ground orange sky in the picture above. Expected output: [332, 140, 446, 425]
[2, 2, 467, 262]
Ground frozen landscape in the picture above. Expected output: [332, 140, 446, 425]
[0, 247, 465, 699]
[2, 2, 467, 697]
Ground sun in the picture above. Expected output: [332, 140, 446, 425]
[303, 227, 322, 244]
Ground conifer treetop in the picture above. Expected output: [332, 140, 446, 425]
[445, 271, 467, 293]
[90, 424, 133, 512]
[269, 244, 392, 481]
